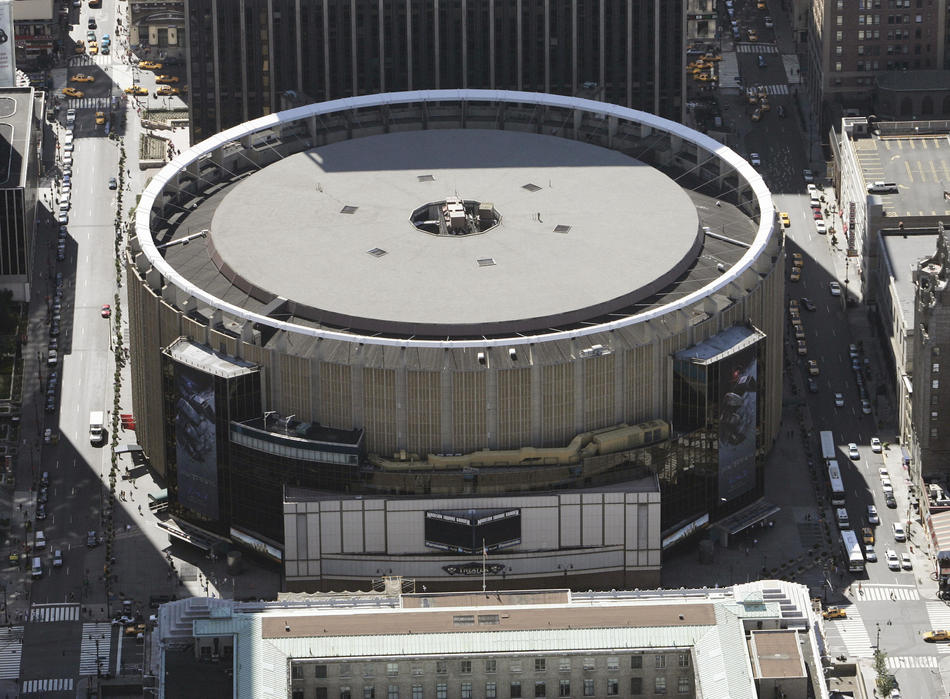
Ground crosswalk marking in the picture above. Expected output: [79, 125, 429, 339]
[826, 605, 874, 658]
[858, 584, 920, 601]
[925, 601, 950, 652]
[0, 626, 24, 680]
[29, 603, 80, 623]
[22, 678, 74, 693]
[80, 623, 113, 676]
[59, 96, 113, 111]
[885, 655, 938, 669]
[736, 43, 780, 54]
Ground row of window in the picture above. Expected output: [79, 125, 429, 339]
[296, 655, 689, 679]
[302, 675, 691, 698]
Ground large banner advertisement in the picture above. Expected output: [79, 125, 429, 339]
[717, 343, 758, 501]
[0, 0, 15, 89]
[174, 363, 220, 519]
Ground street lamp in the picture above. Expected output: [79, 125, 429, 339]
[876, 622, 881, 648]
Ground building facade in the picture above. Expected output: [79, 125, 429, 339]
[128, 0, 185, 60]
[128, 91, 782, 589]
[182, 0, 685, 142]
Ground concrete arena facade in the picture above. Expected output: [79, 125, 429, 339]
[128, 92, 784, 581]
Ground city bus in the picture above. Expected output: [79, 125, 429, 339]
[840, 529, 865, 573]
[827, 461, 846, 506]
[820, 430, 836, 462]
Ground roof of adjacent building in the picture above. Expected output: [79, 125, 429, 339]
[159, 581, 827, 699]
[0, 88, 35, 190]
[749, 629, 806, 679]
[879, 229, 937, 327]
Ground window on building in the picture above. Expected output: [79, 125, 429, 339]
[411, 666, 423, 677]
[511, 661, 522, 673]
[631, 656, 643, 670]
[558, 680, 571, 697]
[292, 665, 304, 680]
[583, 658, 595, 671]
[486, 682, 497, 699]
[315, 665, 328, 678]
[364, 665, 376, 678]
[606, 679, 619, 695]
[838, 30, 845, 40]
[655, 676, 667, 695]
[387, 664, 398, 677]
[535, 659, 546, 672]
[931, 427, 938, 438]
[583, 679, 595, 696]
[837, 0, 844, 8]
[363, 687, 375, 699]
[835, 61, 844, 71]
[436, 683, 447, 699]
[934, 363, 940, 373]
[678, 653, 690, 668]
[511, 681, 522, 698]
[460, 661, 472, 674]
[461, 682, 472, 699]
[340, 664, 352, 677]
[486, 659, 497, 674]
[294, 692, 306, 699]
[837, 15, 843, 24]
[387, 686, 399, 699]
[437, 662, 448, 675]
[836, 45, 844, 55]
[558, 659, 570, 672]
[411, 687, 422, 699]
[655, 656, 666, 670]
[534, 681, 546, 697]
[341, 688, 352, 699]
[934, 380, 940, 389]
[677, 676, 690, 694]
[630, 677, 643, 695]
[606, 657, 619, 671]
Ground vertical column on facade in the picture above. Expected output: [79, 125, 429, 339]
[323, 1, 331, 99]
[406, 0, 413, 90]
[607, 115, 618, 149]
[239, 0, 249, 124]
[211, 0, 222, 135]
[598, 0, 605, 93]
[489, 0, 496, 88]
[396, 348, 409, 451]
[434, 0, 441, 89]
[625, 0, 633, 108]
[653, 0, 661, 116]
[613, 332, 625, 424]
[573, 342, 585, 436]
[461, 0, 468, 88]
[485, 359, 498, 450]
[571, 0, 577, 95]
[543, 0, 550, 94]
[572, 106, 581, 141]
[295, 0, 303, 93]
[530, 345, 542, 446]
[308, 340, 324, 429]
[351, 0, 358, 95]
[351, 345, 365, 436]
[440, 350, 454, 453]
[379, 0, 386, 93]
[267, 0, 276, 115]
[516, 0, 523, 91]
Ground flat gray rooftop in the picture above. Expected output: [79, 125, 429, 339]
[881, 230, 937, 327]
[207, 129, 701, 336]
[854, 133, 950, 218]
[0, 88, 35, 189]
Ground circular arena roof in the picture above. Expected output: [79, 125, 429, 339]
[208, 129, 701, 336]
[137, 90, 774, 348]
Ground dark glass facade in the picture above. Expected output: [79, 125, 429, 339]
[184, 0, 684, 141]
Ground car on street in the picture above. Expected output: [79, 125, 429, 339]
[829, 281, 841, 296]
[885, 492, 897, 508]
[879, 468, 889, 481]
[893, 522, 906, 541]
[57, 211, 68, 225]
[861, 399, 872, 414]
[45, 397, 56, 413]
[747, 29, 758, 41]
[871, 437, 882, 453]
[61, 87, 83, 98]
[780, 212, 790, 227]
[848, 443, 859, 459]
[125, 86, 148, 96]
[801, 297, 816, 311]
[791, 252, 803, 267]
[108, 177, 117, 190]
[138, 61, 163, 70]
[53, 549, 63, 567]
[864, 544, 877, 562]
[822, 607, 846, 620]
[900, 552, 912, 570]
[155, 74, 179, 84]
[867, 504, 879, 525]
[101, 304, 111, 318]
[764, 16, 774, 27]
[749, 152, 761, 166]
[862, 526, 874, 545]
[757, 55, 767, 68]
[776, 104, 785, 118]
[803, 169, 814, 183]
[88, 43, 99, 55]
[87, 530, 98, 547]
[789, 267, 800, 282]
[43, 428, 56, 444]
[156, 86, 180, 96]
[807, 377, 819, 393]
[886, 549, 900, 570]
[796, 340, 807, 355]
[70, 73, 94, 83]
[849, 343, 859, 358]
[834, 393, 844, 408]
[807, 360, 819, 376]
[881, 477, 893, 495]
[96, 111, 106, 125]
[35, 504, 46, 520]
[924, 630, 950, 642]
[815, 220, 826, 234]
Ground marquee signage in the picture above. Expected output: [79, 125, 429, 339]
[443, 563, 507, 576]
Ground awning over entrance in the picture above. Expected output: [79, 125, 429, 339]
[931, 509, 950, 556]
[114, 443, 143, 454]
[716, 499, 781, 536]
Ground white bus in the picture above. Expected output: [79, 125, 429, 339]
[841, 529, 865, 573]
[827, 461, 846, 506]
[820, 430, 836, 462]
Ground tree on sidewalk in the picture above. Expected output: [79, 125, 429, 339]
[873, 648, 896, 696]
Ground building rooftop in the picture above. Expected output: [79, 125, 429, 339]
[164, 337, 259, 378]
[850, 128, 950, 218]
[880, 229, 938, 327]
[0, 88, 35, 190]
[749, 629, 806, 679]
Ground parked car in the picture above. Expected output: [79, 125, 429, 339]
[871, 437, 882, 453]
[893, 522, 906, 541]
[848, 443, 859, 460]
[829, 281, 841, 296]
[900, 552, 912, 570]
[886, 549, 900, 570]
[834, 393, 844, 408]
[867, 504, 880, 525]
[822, 606, 846, 620]
[864, 544, 877, 562]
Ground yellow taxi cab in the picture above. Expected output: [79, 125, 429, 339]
[788, 299, 799, 310]
[156, 86, 180, 96]
[89, 43, 99, 55]
[924, 630, 950, 642]
[796, 340, 807, 355]
[792, 252, 803, 267]
[789, 267, 801, 282]
[124, 85, 148, 96]
[751, 108, 762, 122]
[747, 30, 758, 42]
[95, 111, 106, 125]
[759, 99, 770, 112]
[780, 212, 791, 227]
[822, 607, 847, 620]
[138, 61, 163, 70]
[757, 0, 767, 9]
[696, 73, 716, 82]
[74, 41, 85, 55]
[155, 75, 179, 84]
[747, 89, 758, 105]
[862, 527, 874, 545]
[61, 87, 84, 98]
[70, 73, 95, 83]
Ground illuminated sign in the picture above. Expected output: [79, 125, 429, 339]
[443, 563, 507, 576]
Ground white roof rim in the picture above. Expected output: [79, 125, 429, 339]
[136, 89, 774, 349]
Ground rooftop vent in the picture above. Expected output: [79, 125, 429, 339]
[340, 205, 359, 214]
[367, 248, 388, 258]
[476, 257, 496, 267]
[417, 174, 435, 182]
[553, 224, 571, 234]
[522, 183, 542, 192]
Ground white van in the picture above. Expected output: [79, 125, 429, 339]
[31, 557, 43, 578]
[867, 181, 898, 194]
[836, 508, 850, 529]
[34, 530, 46, 549]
